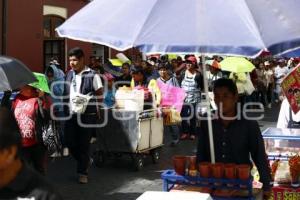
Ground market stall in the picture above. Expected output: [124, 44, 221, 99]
[262, 128, 300, 200]
[158, 155, 263, 200]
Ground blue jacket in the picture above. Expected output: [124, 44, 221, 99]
[45, 65, 65, 112]
[64, 69, 97, 115]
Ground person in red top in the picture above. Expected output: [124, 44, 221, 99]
[12, 85, 49, 175]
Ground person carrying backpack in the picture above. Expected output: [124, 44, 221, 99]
[12, 85, 51, 175]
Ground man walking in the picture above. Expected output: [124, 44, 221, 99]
[64, 47, 103, 184]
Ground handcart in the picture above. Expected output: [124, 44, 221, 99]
[94, 108, 164, 170]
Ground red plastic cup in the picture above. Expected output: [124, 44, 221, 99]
[237, 164, 250, 180]
[172, 155, 187, 176]
[212, 163, 224, 178]
[198, 162, 212, 178]
[224, 163, 236, 179]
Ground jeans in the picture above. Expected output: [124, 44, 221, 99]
[180, 103, 197, 136]
[164, 125, 179, 142]
[64, 114, 96, 175]
[54, 111, 65, 148]
[266, 84, 273, 104]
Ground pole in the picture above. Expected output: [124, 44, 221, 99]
[1, 0, 7, 55]
[201, 55, 215, 163]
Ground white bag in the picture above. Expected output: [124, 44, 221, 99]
[244, 77, 255, 95]
[71, 93, 93, 114]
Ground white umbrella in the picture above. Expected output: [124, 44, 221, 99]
[57, 0, 300, 57]
[56, 0, 300, 163]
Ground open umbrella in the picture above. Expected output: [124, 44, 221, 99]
[57, 0, 300, 57]
[29, 72, 50, 94]
[205, 60, 221, 69]
[56, 0, 300, 163]
[220, 57, 255, 73]
[0, 56, 36, 91]
[109, 59, 124, 67]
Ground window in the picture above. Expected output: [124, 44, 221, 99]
[43, 15, 65, 71]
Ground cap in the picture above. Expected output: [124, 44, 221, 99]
[157, 63, 170, 70]
[205, 60, 220, 69]
[186, 56, 197, 64]
[103, 73, 114, 81]
[131, 66, 144, 74]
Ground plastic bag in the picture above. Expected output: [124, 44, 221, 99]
[162, 107, 182, 125]
[71, 93, 93, 114]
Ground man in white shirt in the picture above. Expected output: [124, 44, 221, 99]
[274, 59, 289, 102]
[277, 98, 300, 129]
[63, 47, 103, 184]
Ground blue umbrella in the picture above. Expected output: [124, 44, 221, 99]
[57, 0, 300, 57]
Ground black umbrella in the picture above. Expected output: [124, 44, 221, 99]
[0, 56, 36, 91]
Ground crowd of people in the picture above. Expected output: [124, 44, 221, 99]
[1, 46, 299, 199]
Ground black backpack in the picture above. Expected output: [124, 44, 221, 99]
[35, 98, 61, 155]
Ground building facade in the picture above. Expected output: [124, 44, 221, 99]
[1, 0, 96, 72]
[0, 0, 142, 73]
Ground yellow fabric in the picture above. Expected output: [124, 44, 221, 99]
[130, 78, 161, 106]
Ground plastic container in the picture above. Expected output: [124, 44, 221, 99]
[237, 164, 250, 180]
[212, 163, 224, 186]
[198, 162, 211, 178]
[212, 163, 224, 178]
[172, 156, 187, 176]
[115, 87, 144, 111]
[224, 163, 236, 187]
[224, 163, 236, 179]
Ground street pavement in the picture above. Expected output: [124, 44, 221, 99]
[46, 104, 280, 200]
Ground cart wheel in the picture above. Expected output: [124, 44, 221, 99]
[151, 149, 160, 164]
[94, 151, 105, 168]
[113, 153, 123, 158]
[132, 154, 144, 171]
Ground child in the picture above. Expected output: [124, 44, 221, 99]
[103, 73, 116, 108]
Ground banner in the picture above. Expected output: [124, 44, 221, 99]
[157, 81, 186, 113]
[281, 65, 300, 114]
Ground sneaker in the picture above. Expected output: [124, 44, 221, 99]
[180, 133, 189, 140]
[170, 139, 179, 147]
[63, 147, 69, 157]
[190, 135, 196, 140]
[50, 151, 61, 158]
[78, 174, 88, 184]
[267, 103, 272, 109]
[90, 137, 97, 144]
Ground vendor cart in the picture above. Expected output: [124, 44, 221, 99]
[262, 128, 300, 200]
[94, 108, 164, 170]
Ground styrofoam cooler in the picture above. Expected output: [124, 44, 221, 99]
[115, 87, 144, 112]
